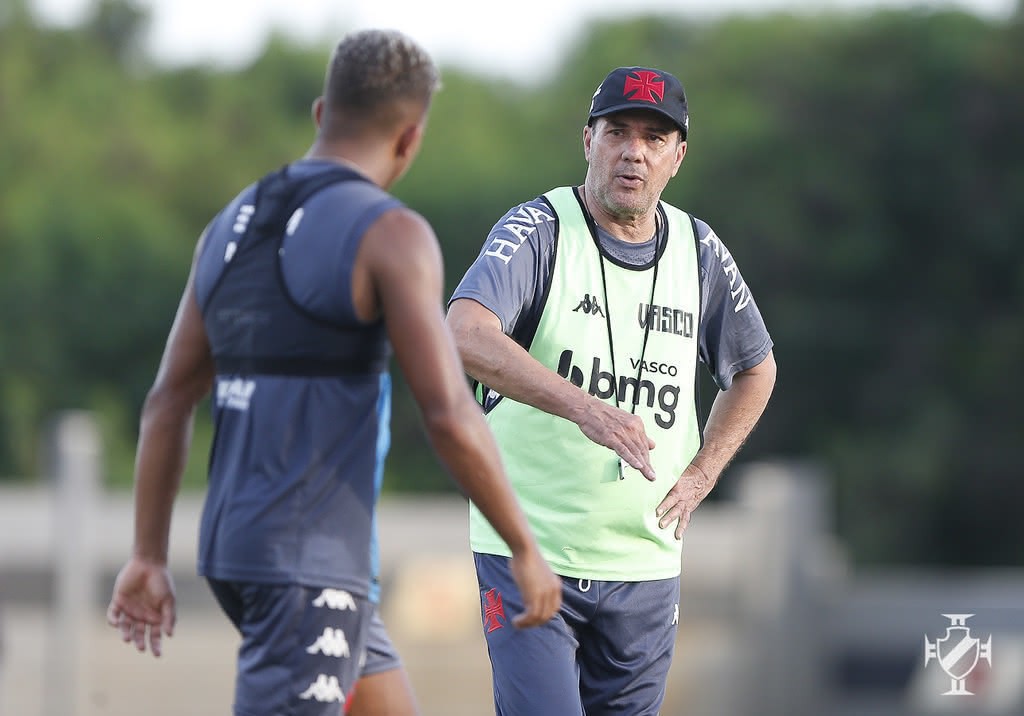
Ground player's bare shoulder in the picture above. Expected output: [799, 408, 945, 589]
[353, 205, 442, 322]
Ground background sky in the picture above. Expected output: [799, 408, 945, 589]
[30, 0, 1017, 79]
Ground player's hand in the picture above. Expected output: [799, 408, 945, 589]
[655, 463, 716, 539]
[106, 556, 177, 657]
[508, 547, 561, 628]
[573, 396, 657, 481]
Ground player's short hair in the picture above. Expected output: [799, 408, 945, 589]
[322, 29, 441, 136]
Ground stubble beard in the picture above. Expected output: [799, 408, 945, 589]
[595, 184, 652, 222]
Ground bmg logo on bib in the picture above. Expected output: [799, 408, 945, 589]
[556, 349, 680, 429]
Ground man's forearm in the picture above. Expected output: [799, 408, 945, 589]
[456, 321, 592, 424]
[691, 354, 776, 483]
[131, 394, 195, 562]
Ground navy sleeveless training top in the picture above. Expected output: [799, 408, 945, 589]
[193, 159, 401, 601]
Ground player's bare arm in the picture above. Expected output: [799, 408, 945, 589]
[107, 236, 216, 656]
[357, 208, 561, 627]
[446, 297, 657, 480]
[656, 349, 777, 538]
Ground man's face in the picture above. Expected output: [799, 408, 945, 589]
[583, 110, 686, 221]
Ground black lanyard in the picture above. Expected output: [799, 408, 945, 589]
[576, 189, 663, 415]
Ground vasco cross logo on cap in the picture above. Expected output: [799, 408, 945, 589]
[923, 613, 992, 695]
[623, 70, 665, 104]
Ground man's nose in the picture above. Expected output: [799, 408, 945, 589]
[621, 136, 644, 161]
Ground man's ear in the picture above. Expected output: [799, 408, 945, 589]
[312, 97, 324, 128]
[671, 139, 687, 178]
[395, 121, 424, 160]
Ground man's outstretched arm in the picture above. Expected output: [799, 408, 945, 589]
[358, 208, 561, 627]
[446, 297, 657, 481]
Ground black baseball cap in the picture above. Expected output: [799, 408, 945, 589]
[587, 66, 688, 139]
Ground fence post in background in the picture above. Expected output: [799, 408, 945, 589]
[734, 460, 833, 716]
[46, 411, 102, 716]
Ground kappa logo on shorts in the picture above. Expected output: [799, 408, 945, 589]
[672, 603, 679, 626]
[298, 674, 345, 703]
[312, 589, 357, 611]
[305, 627, 350, 658]
[482, 588, 507, 633]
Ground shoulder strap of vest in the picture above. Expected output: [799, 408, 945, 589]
[510, 191, 570, 352]
[479, 186, 581, 412]
[252, 163, 373, 238]
[203, 165, 392, 377]
[473, 190, 570, 414]
[542, 186, 581, 225]
[204, 163, 374, 306]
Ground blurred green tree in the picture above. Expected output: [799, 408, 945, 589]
[1, 2, 1021, 567]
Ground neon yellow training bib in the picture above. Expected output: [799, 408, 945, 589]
[470, 187, 702, 580]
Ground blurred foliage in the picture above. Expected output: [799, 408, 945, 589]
[1, 0, 1022, 566]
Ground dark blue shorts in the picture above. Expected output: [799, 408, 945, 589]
[474, 553, 679, 716]
[207, 579, 371, 716]
[360, 607, 402, 677]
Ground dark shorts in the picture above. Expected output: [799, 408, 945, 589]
[207, 579, 371, 716]
[474, 552, 680, 716]
[359, 606, 402, 677]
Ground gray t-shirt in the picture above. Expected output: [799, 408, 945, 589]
[449, 195, 772, 390]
